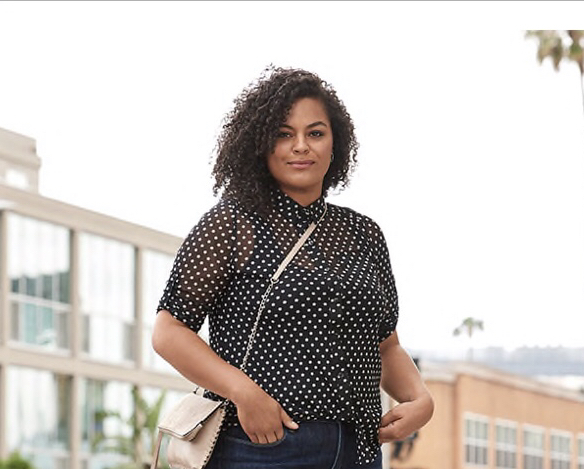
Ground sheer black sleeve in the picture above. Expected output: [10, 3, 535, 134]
[157, 200, 236, 332]
[372, 222, 400, 343]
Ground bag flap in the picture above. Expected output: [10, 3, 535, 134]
[158, 392, 224, 439]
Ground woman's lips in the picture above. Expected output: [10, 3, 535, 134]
[288, 160, 314, 169]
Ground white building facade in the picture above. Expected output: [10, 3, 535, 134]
[0, 127, 192, 469]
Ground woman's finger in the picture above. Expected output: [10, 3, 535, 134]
[280, 407, 299, 430]
[379, 421, 409, 443]
[380, 408, 400, 427]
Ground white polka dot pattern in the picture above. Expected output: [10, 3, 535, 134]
[157, 190, 399, 465]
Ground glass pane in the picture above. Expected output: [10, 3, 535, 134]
[562, 436, 570, 453]
[81, 378, 133, 469]
[480, 422, 488, 439]
[23, 302, 36, 343]
[142, 250, 175, 372]
[7, 214, 70, 303]
[42, 273, 53, 300]
[11, 301, 19, 340]
[6, 366, 70, 451]
[7, 214, 71, 351]
[467, 420, 474, 438]
[26, 276, 37, 296]
[83, 314, 90, 353]
[56, 310, 69, 349]
[79, 233, 135, 363]
[124, 322, 135, 361]
[59, 271, 70, 303]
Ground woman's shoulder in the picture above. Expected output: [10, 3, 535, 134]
[327, 202, 384, 234]
[192, 196, 260, 230]
[199, 196, 250, 218]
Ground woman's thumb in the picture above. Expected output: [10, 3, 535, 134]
[280, 408, 299, 430]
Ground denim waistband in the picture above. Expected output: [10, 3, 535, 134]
[208, 420, 381, 469]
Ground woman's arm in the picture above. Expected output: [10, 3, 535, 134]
[152, 310, 298, 443]
[378, 330, 434, 443]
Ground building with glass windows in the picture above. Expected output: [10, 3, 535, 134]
[390, 360, 584, 469]
[0, 127, 193, 469]
[2, 127, 583, 469]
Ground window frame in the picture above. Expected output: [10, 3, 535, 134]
[6, 213, 72, 352]
[495, 418, 517, 469]
[464, 412, 490, 467]
[550, 429, 572, 469]
[577, 433, 584, 469]
[523, 423, 546, 469]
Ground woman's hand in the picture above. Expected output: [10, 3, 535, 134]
[378, 331, 434, 444]
[378, 392, 434, 443]
[153, 311, 298, 444]
[232, 381, 299, 444]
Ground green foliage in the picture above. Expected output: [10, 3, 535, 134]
[526, 30, 584, 73]
[453, 317, 484, 361]
[0, 453, 36, 469]
[91, 386, 167, 469]
[453, 317, 484, 338]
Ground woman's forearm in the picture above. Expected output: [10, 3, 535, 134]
[153, 310, 299, 443]
[151, 309, 257, 404]
[380, 331, 433, 404]
[378, 331, 434, 442]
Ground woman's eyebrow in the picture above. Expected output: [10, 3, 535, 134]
[307, 121, 329, 128]
[280, 121, 329, 129]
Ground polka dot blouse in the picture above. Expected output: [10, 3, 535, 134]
[157, 189, 399, 465]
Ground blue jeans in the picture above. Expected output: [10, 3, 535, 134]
[205, 421, 382, 469]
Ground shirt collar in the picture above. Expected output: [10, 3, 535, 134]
[272, 189, 327, 224]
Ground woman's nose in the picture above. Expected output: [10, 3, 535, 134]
[292, 136, 309, 154]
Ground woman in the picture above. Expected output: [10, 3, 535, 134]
[152, 67, 433, 469]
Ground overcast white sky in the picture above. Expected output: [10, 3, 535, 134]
[1, 1, 584, 355]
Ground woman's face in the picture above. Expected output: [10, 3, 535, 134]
[267, 97, 333, 206]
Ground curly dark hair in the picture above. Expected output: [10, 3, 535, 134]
[212, 66, 359, 215]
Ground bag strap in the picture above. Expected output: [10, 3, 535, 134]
[150, 204, 327, 469]
[240, 203, 327, 374]
[151, 431, 164, 469]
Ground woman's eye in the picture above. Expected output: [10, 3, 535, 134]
[309, 130, 324, 137]
[277, 131, 292, 138]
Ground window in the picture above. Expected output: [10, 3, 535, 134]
[465, 414, 489, 466]
[578, 434, 584, 469]
[141, 250, 176, 372]
[7, 213, 71, 350]
[523, 425, 545, 469]
[550, 430, 572, 469]
[495, 420, 517, 469]
[6, 366, 71, 469]
[79, 233, 135, 363]
[80, 378, 133, 469]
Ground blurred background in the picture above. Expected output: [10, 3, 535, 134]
[0, 2, 583, 469]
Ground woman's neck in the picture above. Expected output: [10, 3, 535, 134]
[278, 186, 322, 207]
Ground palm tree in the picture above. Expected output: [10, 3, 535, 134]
[453, 317, 484, 361]
[525, 30, 584, 115]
